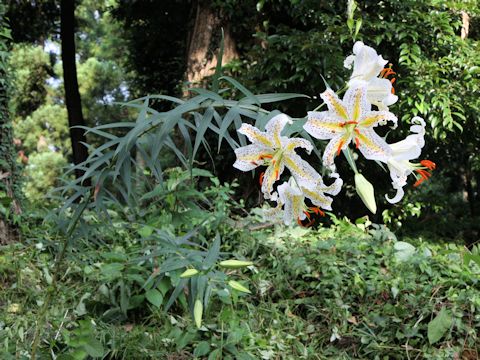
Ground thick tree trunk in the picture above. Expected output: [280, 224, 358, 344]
[61, 0, 90, 183]
[185, 0, 238, 88]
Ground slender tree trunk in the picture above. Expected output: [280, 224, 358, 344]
[461, 11, 470, 40]
[61, 0, 90, 184]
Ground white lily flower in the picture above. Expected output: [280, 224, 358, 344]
[233, 113, 321, 198]
[344, 41, 398, 110]
[304, 84, 397, 168]
[385, 117, 436, 203]
[264, 175, 343, 226]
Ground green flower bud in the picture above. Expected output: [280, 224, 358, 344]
[354, 173, 377, 214]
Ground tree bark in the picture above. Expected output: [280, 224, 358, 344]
[185, 0, 238, 89]
[61, 0, 90, 183]
[461, 11, 470, 40]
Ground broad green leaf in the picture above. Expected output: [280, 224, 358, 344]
[428, 307, 452, 344]
[394, 242, 416, 262]
[145, 289, 163, 308]
[193, 341, 211, 357]
[83, 337, 104, 358]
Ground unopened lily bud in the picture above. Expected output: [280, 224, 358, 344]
[354, 173, 377, 214]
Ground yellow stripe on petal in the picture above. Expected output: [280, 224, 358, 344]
[320, 89, 349, 120]
[356, 129, 391, 162]
[302, 188, 332, 210]
[238, 124, 273, 147]
[352, 87, 363, 122]
[283, 154, 320, 186]
[359, 111, 397, 128]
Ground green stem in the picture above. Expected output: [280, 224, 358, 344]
[342, 147, 359, 174]
[30, 196, 90, 358]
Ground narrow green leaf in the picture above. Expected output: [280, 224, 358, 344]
[192, 107, 214, 163]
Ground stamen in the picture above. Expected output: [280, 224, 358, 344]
[259, 154, 273, 160]
[259, 172, 265, 186]
[275, 169, 279, 180]
[336, 140, 345, 156]
[420, 160, 436, 170]
[414, 169, 432, 187]
[340, 121, 358, 127]
[355, 137, 360, 149]
[309, 207, 325, 217]
[250, 161, 258, 165]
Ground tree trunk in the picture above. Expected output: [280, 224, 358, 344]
[461, 11, 470, 40]
[185, 0, 238, 89]
[61, 0, 90, 184]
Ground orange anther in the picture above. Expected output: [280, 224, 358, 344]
[355, 137, 360, 149]
[259, 172, 265, 186]
[336, 140, 345, 156]
[260, 154, 273, 160]
[414, 169, 432, 187]
[420, 160, 436, 170]
[341, 121, 358, 127]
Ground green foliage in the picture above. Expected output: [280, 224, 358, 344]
[24, 151, 68, 203]
[14, 104, 70, 155]
[0, 2, 22, 220]
[9, 44, 51, 118]
[2, 217, 479, 358]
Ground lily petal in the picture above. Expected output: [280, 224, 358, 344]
[322, 133, 351, 167]
[359, 110, 397, 128]
[344, 83, 369, 122]
[356, 128, 392, 162]
[305, 111, 344, 140]
[238, 123, 273, 148]
[361, 77, 398, 108]
[261, 160, 285, 199]
[320, 89, 349, 121]
[283, 137, 313, 154]
[349, 41, 388, 82]
[385, 185, 405, 204]
[233, 144, 271, 171]
[283, 152, 321, 189]
[302, 187, 334, 210]
[265, 113, 291, 147]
